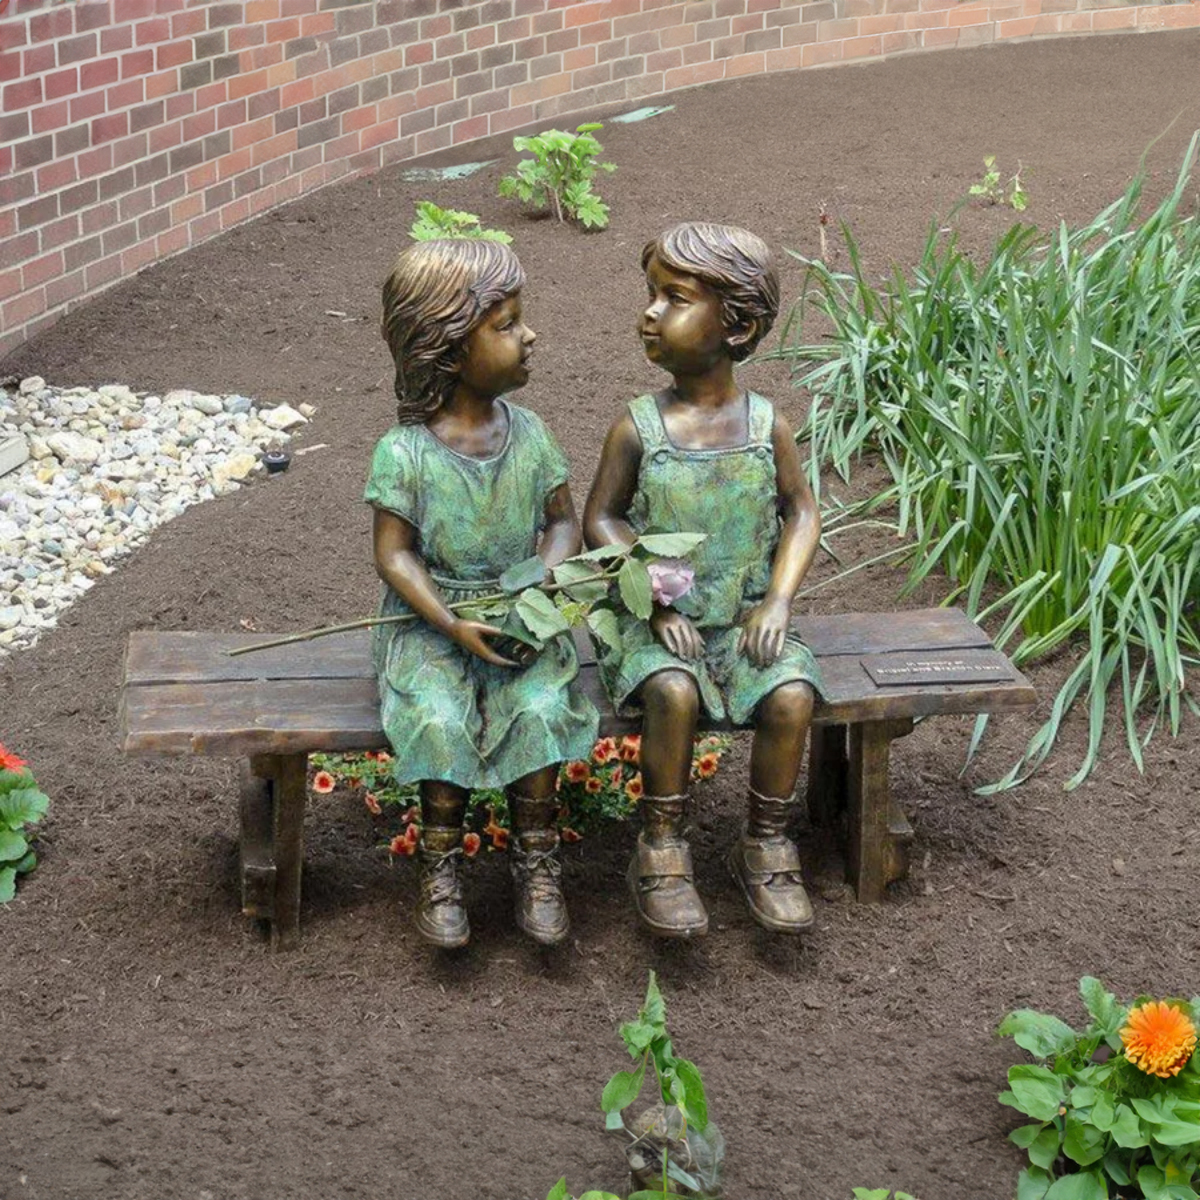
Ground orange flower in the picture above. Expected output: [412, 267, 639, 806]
[462, 832, 481, 858]
[610, 765, 623, 785]
[0, 743, 27, 773]
[565, 760, 590, 783]
[312, 770, 336, 794]
[363, 792, 382, 816]
[490, 827, 509, 851]
[620, 735, 641, 763]
[1121, 1000, 1197, 1078]
[584, 775, 603, 794]
[348, 776, 362, 789]
[561, 827, 582, 843]
[592, 737, 620, 765]
[695, 752, 719, 779]
[401, 805, 418, 825]
[389, 827, 419, 857]
[625, 774, 644, 801]
[404, 822, 420, 846]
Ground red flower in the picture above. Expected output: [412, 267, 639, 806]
[463, 832, 481, 858]
[561, 827, 583, 843]
[401, 805, 418, 824]
[363, 792, 382, 816]
[695, 752, 719, 779]
[620, 735, 641, 763]
[0, 743, 29, 772]
[584, 775, 603, 794]
[312, 770, 336, 794]
[592, 737, 620, 765]
[489, 826, 509, 851]
[389, 829, 418, 857]
[564, 760, 590, 783]
[348, 776, 362, 789]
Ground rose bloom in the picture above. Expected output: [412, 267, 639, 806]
[592, 737, 619, 765]
[0, 743, 28, 773]
[1122, 1000, 1198, 1078]
[561, 827, 583, 843]
[363, 792, 382, 815]
[462, 832, 482, 858]
[620, 735, 641, 763]
[695, 752, 720, 779]
[565, 760, 590, 783]
[646, 559, 695, 607]
[585, 775, 603, 794]
[625, 774, 644, 801]
[311, 770, 336, 794]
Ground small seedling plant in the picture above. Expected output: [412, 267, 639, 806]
[408, 201, 512, 243]
[968, 155, 1028, 211]
[853, 1191, 920, 1200]
[999, 976, 1200, 1199]
[499, 123, 616, 229]
[0, 742, 49, 902]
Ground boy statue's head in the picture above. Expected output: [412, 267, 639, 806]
[641, 222, 780, 362]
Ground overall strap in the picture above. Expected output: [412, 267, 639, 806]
[746, 392, 775, 446]
[628, 394, 668, 452]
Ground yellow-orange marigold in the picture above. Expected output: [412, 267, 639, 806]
[565, 760, 590, 783]
[1121, 1000, 1197, 1078]
[311, 770, 336, 794]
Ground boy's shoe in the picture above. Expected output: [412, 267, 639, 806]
[727, 834, 813, 933]
[628, 832, 709, 938]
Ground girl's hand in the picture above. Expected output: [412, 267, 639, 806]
[449, 619, 522, 668]
[737, 597, 792, 668]
[650, 608, 703, 661]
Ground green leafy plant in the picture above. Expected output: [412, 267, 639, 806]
[408, 200, 512, 243]
[969, 155, 1028, 211]
[771, 134, 1200, 789]
[853, 1191, 920, 1200]
[498, 123, 616, 228]
[0, 742, 49, 902]
[999, 977, 1200, 1200]
[544, 1180, 620, 1200]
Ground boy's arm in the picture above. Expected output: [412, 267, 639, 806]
[738, 411, 821, 667]
[539, 482, 582, 569]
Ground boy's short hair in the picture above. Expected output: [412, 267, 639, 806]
[381, 239, 525, 424]
[642, 222, 779, 361]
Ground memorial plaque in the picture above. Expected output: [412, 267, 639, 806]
[861, 650, 1017, 687]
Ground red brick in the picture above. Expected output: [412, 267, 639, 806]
[4, 77, 43, 110]
[663, 59, 725, 88]
[4, 291, 50, 330]
[44, 68, 79, 99]
[107, 79, 145, 110]
[31, 100, 71, 134]
[136, 17, 172, 45]
[171, 8, 208, 37]
[79, 57, 118, 91]
[101, 25, 134, 54]
[41, 213, 80, 251]
[36, 157, 76, 191]
[228, 68, 269, 100]
[23, 41, 55, 75]
[58, 33, 99, 65]
[77, 145, 114, 180]
[801, 38, 843, 63]
[146, 70, 178, 100]
[0, 21, 29, 54]
[157, 224, 191, 258]
[45, 269, 87, 310]
[0, 268, 22, 303]
[122, 48, 157, 77]
[29, 6, 75, 44]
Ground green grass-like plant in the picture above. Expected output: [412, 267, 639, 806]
[499, 123, 616, 229]
[408, 200, 512, 243]
[773, 134, 1200, 789]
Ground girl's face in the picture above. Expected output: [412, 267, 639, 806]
[639, 253, 729, 377]
[458, 293, 536, 399]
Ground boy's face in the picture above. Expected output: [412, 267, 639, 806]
[459, 292, 536, 398]
[640, 253, 729, 377]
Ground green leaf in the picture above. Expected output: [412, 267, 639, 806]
[0, 828, 29, 863]
[546, 1179, 569, 1200]
[499, 605, 545, 650]
[1017, 1166, 1053, 1200]
[852, 1191, 891, 1200]
[0, 866, 15, 903]
[1111, 1103, 1150, 1149]
[1103, 1148, 1132, 1185]
[514, 588, 570, 640]
[577, 1192, 622, 1200]
[586, 607, 622, 658]
[15, 849, 35, 875]
[618, 558, 653, 620]
[600, 1060, 646, 1117]
[1044, 1171, 1108, 1200]
[621, 1018, 657, 1055]
[627, 1191, 687, 1200]
[673, 1058, 708, 1132]
[500, 555, 548, 594]
[634, 532, 707, 558]
[1080, 978, 1123, 1030]
[1007, 1065, 1067, 1121]
[1011, 1123, 1050, 1149]
[1029, 1125, 1063, 1170]
[998, 1010, 1078, 1059]
[642, 971, 666, 1027]
[1091, 1092, 1115, 1132]
[1063, 1117, 1106, 1166]
[0, 787, 49, 829]
[551, 559, 608, 602]
[578, 542, 627, 562]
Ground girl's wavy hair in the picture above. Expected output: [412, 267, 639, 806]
[641, 222, 779, 361]
[380, 239, 526, 424]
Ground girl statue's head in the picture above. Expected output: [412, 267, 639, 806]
[641, 222, 779, 361]
[381, 239, 526, 424]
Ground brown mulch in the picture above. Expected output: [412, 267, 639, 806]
[3, 31, 1200, 1200]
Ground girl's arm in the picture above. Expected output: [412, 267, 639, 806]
[738, 410, 821, 667]
[372, 507, 519, 668]
[539, 482, 582, 569]
[583, 413, 703, 661]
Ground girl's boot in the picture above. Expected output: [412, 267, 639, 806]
[415, 791, 469, 948]
[509, 793, 569, 946]
[628, 793, 708, 938]
[728, 787, 813, 933]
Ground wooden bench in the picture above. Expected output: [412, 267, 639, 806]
[119, 608, 1035, 949]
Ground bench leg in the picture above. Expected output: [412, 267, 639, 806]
[846, 718, 914, 903]
[241, 752, 307, 951]
[806, 723, 848, 830]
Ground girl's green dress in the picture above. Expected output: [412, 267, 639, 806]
[364, 401, 598, 789]
[600, 391, 823, 722]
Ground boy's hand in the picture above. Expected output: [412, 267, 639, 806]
[449, 619, 522, 668]
[650, 608, 703, 661]
[737, 597, 792, 668]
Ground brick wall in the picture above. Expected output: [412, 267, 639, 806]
[2, 0, 1197, 358]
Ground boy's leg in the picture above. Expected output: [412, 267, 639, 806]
[416, 779, 471, 948]
[730, 681, 815, 933]
[509, 764, 569, 947]
[632, 669, 708, 938]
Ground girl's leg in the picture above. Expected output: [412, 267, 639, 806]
[416, 779, 471, 948]
[508, 763, 568, 946]
[730, 682, 816, 933]
[632, 669, 707, 938]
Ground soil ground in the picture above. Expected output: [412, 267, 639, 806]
[2, 31, 1200, 1200]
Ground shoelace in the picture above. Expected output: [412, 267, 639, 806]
[422, 847, 464, 907]
[513, 847, 562, 900]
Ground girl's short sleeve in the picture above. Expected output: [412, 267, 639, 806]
[364, 428, 418, 524]
[527, 409, 569, 501]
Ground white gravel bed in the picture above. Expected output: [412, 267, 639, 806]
[0, 375, 314, 656]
